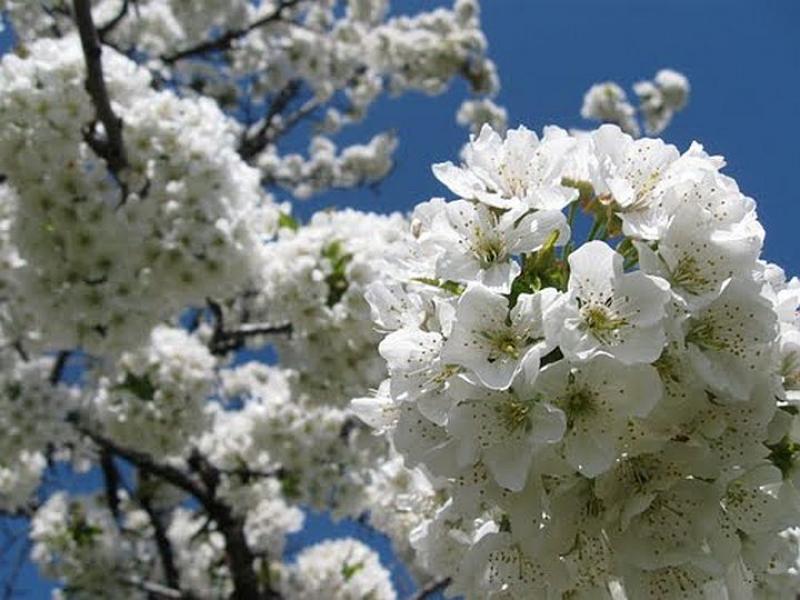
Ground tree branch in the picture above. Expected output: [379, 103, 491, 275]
[97, 0, 130, 40]
[72, 418, 281, 599]
[118, 576, 185, 599]
[49, 350, 70, 386]
[73, 0, 128, 179]
[409, 578, 451, 600]
[238, 80, 302, 160]
[136, 474, 183, 596]
[69, 416, 208, 502]
[206, 299, 291, 356]
[186, 452, 276, 600]
[162, 0, 302, 64]
[99, 449, 123, 523]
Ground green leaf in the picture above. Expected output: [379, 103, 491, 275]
[278, 212, 299, 231]
[322, 240, 353, 307]
[768, 436, 800, 479]
[412, 277, 465, 296]
[114, 372, 156, 401]
[341, 561, 365, 581]
[280, 471, 301, 499]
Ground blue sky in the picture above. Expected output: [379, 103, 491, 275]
[308, 0, 800, 272]
[2, 0, 800, 597]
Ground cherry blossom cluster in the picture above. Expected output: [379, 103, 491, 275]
[89, 325, 218, 457]
[355, 123, 800, 598]
[0, 36, 277, 355]
[276, 537, 396, 600]
[582, 69, 690, 137]
[1, 1, 500, 200]
[0, 352, 81, 511]
[30, 492, 160, 598]
[231, 208, 414, 406]
[211, 366, 388, 521]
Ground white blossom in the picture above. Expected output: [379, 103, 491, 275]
[279, 537, 396, 600]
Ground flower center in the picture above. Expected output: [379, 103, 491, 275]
[630, 169, 662, 211]
[580, 303, 627, 344]
[495, 395, 536, 433]
[473, 228, 507, 266]
[482, 330, 521, 361]
[564, 387, 596, 420]
[498, 163, 529, 198]
[686, 317, 728, 352]
[671, 255, 711, 294]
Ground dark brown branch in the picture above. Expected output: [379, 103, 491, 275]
[186, 452, 275, 600]
[162, 0, 302, 64]
[136, 475, 183, 595]
[409, 578, 451, 600]
[69, 416, 208, 502]
[49, 350, 70, 386]
[72, 418, 280, 599]
[206, 299, 291, 356]
[118, 576, 184, 599]
[12, 341, 29, 362]
[97, 0, 130, 40]
[99, 449, 123, 523]
[73, 0, 128, 178]
[238, 80, 302, 160]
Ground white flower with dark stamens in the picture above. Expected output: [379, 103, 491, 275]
[591, 125, 681, 238]
[442, 284, 559, 390]
[428, 199, 568, 292]
[535, 356, 662, 477]
[661, 165, 761, 237]
[636, 203, 763, 307]
[446, 361, 566, 490]
[685, 279, 778, 401]
[620, 562, 718, 599]
[451, 531, 568, 599]
[378, 327, 461, 425]
[432, 124, 578, 211]
[594, 441, 720, 528]
[778, 327, 800, 402]
[613, 479, 720, 570]
[556, 241, 670, 364]
[720, 465, 800, 537]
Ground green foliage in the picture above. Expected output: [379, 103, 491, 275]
[322, 240, 353, 308]
[768, 436, 800, 479]
[278, 212, 299, 231]
[412, 277, 465, 296]
[114, 372, 156, 401]
[341, 560, 365, 581]
[509, 229, 567, 307]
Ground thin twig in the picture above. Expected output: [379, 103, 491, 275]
[99, 449, 123, 523]
[97, 0, 130, 40]
[206, 298, 291, 356]
[71, 417, 280, 599]
[162, 0, 302, 64]
[49, 350, 70, 386]
[238, 80, 302, 160]
[69, 416, 208, 501]
[73, 0, 128, 180]
[136, 474, 184, 596]
[118, 576, 185, 599]
[409, 578, 451, 600]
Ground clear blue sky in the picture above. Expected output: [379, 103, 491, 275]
[2, 0, 799, 596]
